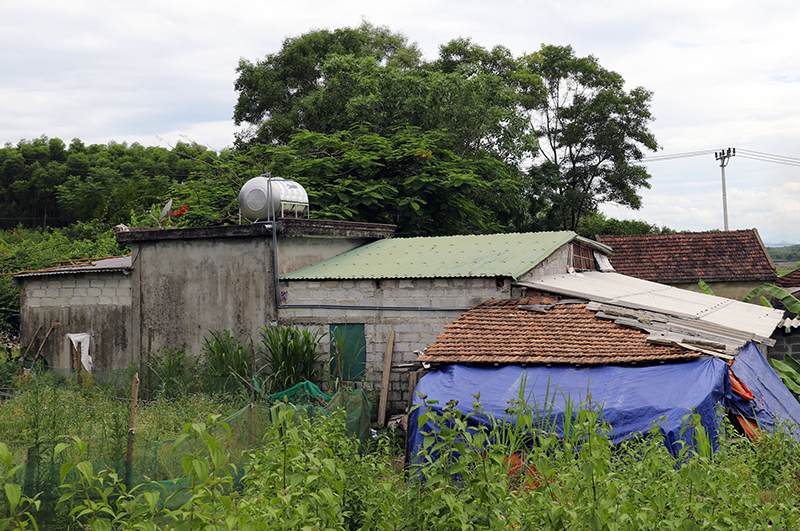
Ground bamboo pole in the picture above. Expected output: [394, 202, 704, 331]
[125, 373, 140, 488]
[31, 321, 58, 366]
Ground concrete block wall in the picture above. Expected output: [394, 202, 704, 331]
[518, 243, 572, 281]
[18, 272, 131, 370]
[768, 329, 800, 361]
[23, 273, 131, 308]
[279, 277, 508, 415]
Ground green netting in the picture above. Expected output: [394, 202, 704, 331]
[268, 380, 332, 403]
[0, 366, 372, 527]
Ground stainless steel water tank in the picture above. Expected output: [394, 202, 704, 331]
[238, 175, 309, 221]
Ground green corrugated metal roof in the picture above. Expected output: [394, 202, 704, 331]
[282, 231, 609, 280]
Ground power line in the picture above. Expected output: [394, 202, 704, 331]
[641, 149, 717, 162]
[642, 148, 800, 166]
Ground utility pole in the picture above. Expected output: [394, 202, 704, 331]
[714, 147, 735, 231]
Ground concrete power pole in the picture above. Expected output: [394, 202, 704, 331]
[714, 147, 735, 231]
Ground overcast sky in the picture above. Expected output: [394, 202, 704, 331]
[3, 0, 799, 245]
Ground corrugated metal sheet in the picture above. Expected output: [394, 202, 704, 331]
[14, 255, 132, 279]
[282, 231, 608, 280]
[519, 271, 785, 341]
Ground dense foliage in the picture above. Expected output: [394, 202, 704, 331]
[235, 23, 659, 232]
[0, 380, 799, 530]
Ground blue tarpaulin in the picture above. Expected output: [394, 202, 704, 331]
[730, 342, 800, 430]
[409, 343, 800, 459]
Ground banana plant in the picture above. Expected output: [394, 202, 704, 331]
[769, 354, 800, 396]
[742, 283, 800, 315]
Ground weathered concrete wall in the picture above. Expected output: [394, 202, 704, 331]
[129, 236, 273, 363]
[518, 243, 572, 281]
[278, 277, 512, 415]
[120, 221, 395, 366]
[277, 237, 372, 276]
[18, 272, 131, 369]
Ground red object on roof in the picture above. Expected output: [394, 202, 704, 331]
[417, 298, 697, 365]
[595, 229, 777, 284]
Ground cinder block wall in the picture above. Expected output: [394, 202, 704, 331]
[19, 272, 131, 369]
[24, 273, 132, 308]
[278, 277, 507, 416]
[768, 329, 800, 361]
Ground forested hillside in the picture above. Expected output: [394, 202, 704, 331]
[768, 244, 800, 264]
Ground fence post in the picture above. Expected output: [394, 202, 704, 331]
[146, 326, 153, 401]
[125, 373, 140, 489]
[23, 445, 37, 498]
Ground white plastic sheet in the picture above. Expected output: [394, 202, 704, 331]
[66, 333, 92, 372]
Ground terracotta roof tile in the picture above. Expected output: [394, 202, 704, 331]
[778, 268, 800, 288]
[417, 298, 697, 365]
[596, 230, 777, 283]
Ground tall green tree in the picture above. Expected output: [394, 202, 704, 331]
[248, 126, 518, 236]
[523, 44, 659, 231]
[233, 21, 423, 146]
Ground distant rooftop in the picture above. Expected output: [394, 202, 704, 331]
[13, 255, 132, 284]
[596, 229, 777, 284]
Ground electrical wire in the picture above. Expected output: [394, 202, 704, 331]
[642, 148, 800, 167]
[641, 149, 717, 162]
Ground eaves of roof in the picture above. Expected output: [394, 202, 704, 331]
[282, 231, 611, 281]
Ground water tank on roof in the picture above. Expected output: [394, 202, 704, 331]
[239, 175, 309, 221]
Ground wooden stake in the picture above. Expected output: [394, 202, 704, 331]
[72, 341, 82, 387]
[146, 326, 152, 402]
[408, 370, 420, 411]
[125, 373, 140, 488]
[31, 321, 58, 366]
[22, 325, 43, 359]
[377, 331, 395, 426]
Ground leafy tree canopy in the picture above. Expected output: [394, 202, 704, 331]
[577, 212, 673, 240]
[523, 44, 659, 231]
[247, 126, 520, 236]
[235, 27, 658, 234]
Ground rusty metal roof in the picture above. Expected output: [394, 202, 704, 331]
[518, 271, 785, 352]
[281, 231, 611, 280]
[13, 255, 132, 283]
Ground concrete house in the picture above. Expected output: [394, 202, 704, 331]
[16, 225, 614, 416]
[595, 229, 777, 301]
[16, 220, 393, 371]
[278, 231, 613, 411]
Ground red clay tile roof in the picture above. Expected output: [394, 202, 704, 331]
[778, 268, 800, 288]
[417, 298, 698, 365]
[595, 230, 777, 284]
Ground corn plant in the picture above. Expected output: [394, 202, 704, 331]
[258, 325, 323, 393]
